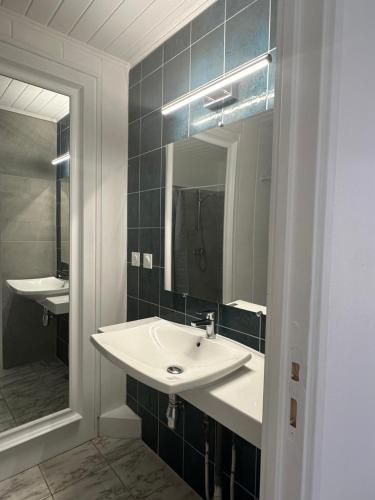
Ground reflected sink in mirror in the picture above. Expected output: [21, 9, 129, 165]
[6, 276, 69, 300]
[91, 317, 252, 394]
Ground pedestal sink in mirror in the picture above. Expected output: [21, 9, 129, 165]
[6, 276, 69, 301]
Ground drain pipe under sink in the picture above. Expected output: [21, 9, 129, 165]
[213, 422, 223, 500]
[204, 416, 223, 500]
[42, 306, 50, 327]
[166, 394, 180, 430]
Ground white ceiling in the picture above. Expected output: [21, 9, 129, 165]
[0, 75, 69, 122]
[0, 0, 217, 66]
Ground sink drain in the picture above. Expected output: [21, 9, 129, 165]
[167, 365, 184, 375]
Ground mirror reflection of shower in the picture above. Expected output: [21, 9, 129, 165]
[171, 138, 227, 302]
[165, 111, 273, 309]
[0, 74, 70, 431]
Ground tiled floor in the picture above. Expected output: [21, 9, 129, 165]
[0, 357, 69, 431]
[0, 437, 201, 499]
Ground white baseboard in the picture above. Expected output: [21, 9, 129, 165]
[99, 405, 141, 439]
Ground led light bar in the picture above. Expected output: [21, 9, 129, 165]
[51, 153, 70, 165]
[161, 53, 272, 116]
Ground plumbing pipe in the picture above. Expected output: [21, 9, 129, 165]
[166, 394, 179, 430]
[42, 306, 49, 327]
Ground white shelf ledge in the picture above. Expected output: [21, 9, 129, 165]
[180, 349, 264, 448]
[39, 295, 69, 315]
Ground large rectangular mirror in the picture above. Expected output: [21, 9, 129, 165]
[0, 74, 70, 431]
[164, 110, 273, 313]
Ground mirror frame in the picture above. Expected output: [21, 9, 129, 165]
[0, 42, 98, 461]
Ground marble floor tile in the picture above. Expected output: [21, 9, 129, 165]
[14, 396, 69, 426]
[31, 358, 68, 379]
[145, 483, 201, 500]
[0, 364, 36, 389]
[141, 461, 201, 500]
[0, 466, 50, 500]
[0, 399, 14, 421]
[53, 465, 134, 500]
[2, 370, 68, 422]
[112, 442, 178, 499]
[39, 441, 107, 493]
[0, 358, 69, 429]
[93, 436, 144, 464]
[0, 399, 16, 431]
[0, 418, 17, 432]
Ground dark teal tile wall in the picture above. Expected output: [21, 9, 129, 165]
[127, 379, 261, 500]
[127, 0, 277, 497]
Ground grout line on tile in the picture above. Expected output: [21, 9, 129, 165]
[226, 0, 260, 24]
[38, 464, 54, 498]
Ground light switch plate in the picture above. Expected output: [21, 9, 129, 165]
[143, 253, 153, 269]
[131, 252, 140, 267]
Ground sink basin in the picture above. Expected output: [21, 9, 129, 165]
[91, 317, 252, 394]
[6, 276, 69, 300]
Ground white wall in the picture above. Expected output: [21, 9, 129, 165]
[261, 1, 375, 498]
[311, 1, 375, 498]
[0, 7, 128, 423]
[231, 113, 272, 306]
[173, 137, 227, 188]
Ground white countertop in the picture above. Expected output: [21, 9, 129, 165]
[180, 349, 264, 448]
[38, 294, 69, 315]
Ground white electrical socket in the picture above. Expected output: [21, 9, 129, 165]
[131, 252, 140, 267]
[143, 253, 153, 269]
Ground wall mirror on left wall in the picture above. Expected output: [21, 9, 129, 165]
[0, 74, 70, 431]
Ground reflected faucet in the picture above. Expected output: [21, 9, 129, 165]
[191, 311, 216, 339]
[57, 269, 69, 281]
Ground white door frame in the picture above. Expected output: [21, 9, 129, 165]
[261, 0, 337, 498]
[0, 40, 99, 478]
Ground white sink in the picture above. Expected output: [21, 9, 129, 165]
[6, 276, 69, 300]
[91, 317, 252, 394]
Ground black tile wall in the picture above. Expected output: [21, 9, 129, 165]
[140, 68, 163, 116]
[128, 120, 140, 158]
[139, 228, 161, 266]
[158, 423, 184, 475]
[141, 46, 163, 78]
[129, 63, 141, 87]
[140, 110, 162, 154]
[164, 24, 190, 62]
[56, 313, 69, 367]
[139, 299, 158, 320]
[191, 25, 224, 90]
[225, 0, 269, 72]
[162, 106, 189, 146]
[127, 157, 139, 193]
[139, 149, 163, 191]
[163, 49, 190, 105]
[191, 0, 225, 42]
[129, 83, 141, 123]
[127, 1, 277, 497]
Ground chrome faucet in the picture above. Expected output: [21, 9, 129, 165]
[191, 311, 216, 339]
[57, 269, 69, 281]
